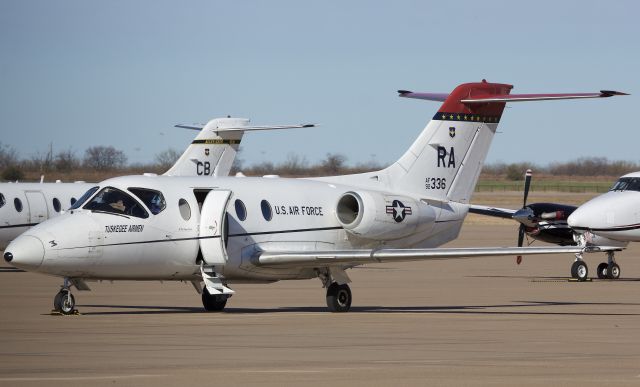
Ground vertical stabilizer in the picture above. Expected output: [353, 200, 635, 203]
[164, 118, 248, 177]
[387, 81, 512, 203]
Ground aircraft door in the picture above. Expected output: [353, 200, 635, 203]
[25, 191, 48, 224]
[199, 190, 231, 266]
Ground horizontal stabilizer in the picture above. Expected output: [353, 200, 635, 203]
[398, 89, 628, 104]
[255, 245, 622, 268]
[175, 123, 316, 132]
[461, 90, 629, 103]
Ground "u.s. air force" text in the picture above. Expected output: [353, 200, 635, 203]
[274, 205, 324, 216]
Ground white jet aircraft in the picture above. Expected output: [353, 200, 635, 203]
[0, 117, 311, 249]
[567, 172, 640, 279]
[4, 81, 625, 314]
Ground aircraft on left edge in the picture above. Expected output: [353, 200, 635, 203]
[0, 117, 314, 249]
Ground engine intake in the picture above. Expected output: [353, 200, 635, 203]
[335, 191, 436, 240]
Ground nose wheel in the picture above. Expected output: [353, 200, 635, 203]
[53, 279, 77, 315]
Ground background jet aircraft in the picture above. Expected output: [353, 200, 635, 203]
[3, 80, 624, 314]
[0, 117, 313, 249]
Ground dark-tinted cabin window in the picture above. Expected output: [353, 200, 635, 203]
[70, 197, 77, 206]
[0, 193, 5, 209]
[14, 198, 23, 212]
[235, 199, 247, 221]
[84, 187, 148, 218]
[128, 188, 166, 215]
[261, 199, 272, 221]
[52, 198, 61, 212]
[69, 186, 99, 210]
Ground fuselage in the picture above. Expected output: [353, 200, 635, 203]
[6, 175, 468, 282]
[0, 182, 94, 249]
[568, 172, 640, 242]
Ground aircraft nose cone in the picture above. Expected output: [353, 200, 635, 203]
[4, 235, 45, 270]
[567, 207, 588, 229]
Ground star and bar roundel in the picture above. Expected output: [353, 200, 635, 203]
[386, 200, 413, 223]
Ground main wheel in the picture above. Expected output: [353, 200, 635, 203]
[571, 261, 588, 282]
[54, 290, 75, 314]
[201, 287, 228, 311]
[607, 262, 621, 279]
[597, 262, 608, 279]
[326, 283, 352, 313]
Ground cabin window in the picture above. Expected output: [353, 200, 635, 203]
[0, 193, 5, 209]
[70, 197, 77, 206]
[84, 187, 148, 218]
[129, 188, 166, 215]
[179, 198, 191, 221]
[52, 198, 61, 212]
[14, 198, 23, 212]
[235, 199, 247, 221]
[69, 186, 99, 210]
[261, 199, 272, 221]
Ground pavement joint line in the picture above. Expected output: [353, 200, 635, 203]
[0, 374, 166, 381]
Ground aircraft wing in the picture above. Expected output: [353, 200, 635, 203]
[468, 204, 516, 219]
[254, 246, 617, 269]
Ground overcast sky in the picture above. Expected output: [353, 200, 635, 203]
[0, 0, 638, 168]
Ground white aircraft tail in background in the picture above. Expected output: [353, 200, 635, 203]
[165, 117, 314, 177]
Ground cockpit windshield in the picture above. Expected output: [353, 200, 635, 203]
[0, 193, 5, 209]
[69, 186, 99, 210]
[128, 188, 166, 215]
[83, 187, 149, 218]
[610, 177, 640, 192]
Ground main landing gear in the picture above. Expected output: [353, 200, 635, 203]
[201, 287, 229, 311]
[318, 269, 352, 312]
[53, 278, 76, 314]
[596, 251, 621, 280]
[571, 251, 621, 281]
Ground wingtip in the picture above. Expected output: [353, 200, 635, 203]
[600, 90, 630, 97]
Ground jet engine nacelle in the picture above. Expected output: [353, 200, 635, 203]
[335, 191, 436, 241]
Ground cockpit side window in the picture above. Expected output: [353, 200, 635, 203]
[0, 193, 4, 209]
[83, 187, 149, 218]
[128, 188, 166, 215]
[69, 186, 99, 210]
[610, 177, 640, 192]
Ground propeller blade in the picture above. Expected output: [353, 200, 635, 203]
[523, 169, 532, 207]
[517, 224, 525, 265]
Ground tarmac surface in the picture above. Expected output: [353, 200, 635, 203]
[2, 222, 640, 386]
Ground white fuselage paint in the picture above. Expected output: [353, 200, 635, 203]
[568, 174, 640, 243]
[16, 175, 466, 282]
[0, 182, 94, 249]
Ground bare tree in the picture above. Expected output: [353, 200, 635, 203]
[83, 146, 127, 170]
[154, 148, 181, 170]
[320, 153, 347, 175]
[54, 149, 79, 172]
[0, 142, 19, 169]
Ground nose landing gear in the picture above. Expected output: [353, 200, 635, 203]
[53, 278, 77, 315]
